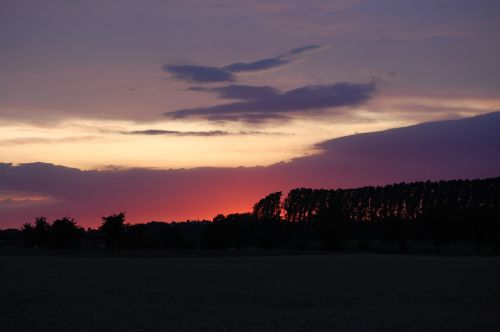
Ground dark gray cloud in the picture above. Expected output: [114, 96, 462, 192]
[166, 82, 376, 122]
[163, 64, 235, 82]
[188, 84, 279, 100]
[288, 44, 322, 55]
[286, 111, 500, 187]
[163, 45, 323, 82]
[223, 58, 290, 73]
[222, 45, 322, 73]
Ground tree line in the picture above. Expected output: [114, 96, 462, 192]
[2, 176, 499, 252]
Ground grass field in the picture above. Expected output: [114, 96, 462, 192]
[1, 253, 499, 331]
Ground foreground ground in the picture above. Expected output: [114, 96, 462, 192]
[1, 253, 499, 331]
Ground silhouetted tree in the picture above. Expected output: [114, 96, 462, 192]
[100, 212, 127, 248]
[123, 223, 146, 249]
[201, 213, 256, 249]
[50, 217, 84, 248]
[253, 191, 282, 222]
[33, 216, 51, 248]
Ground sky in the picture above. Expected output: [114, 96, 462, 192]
[1, 0, 500, 227]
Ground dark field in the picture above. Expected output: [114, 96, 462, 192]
[1, 254, 499, 331]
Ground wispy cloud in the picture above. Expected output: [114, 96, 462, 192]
[223, 44, 322, 73]
[287, 44, 322, 55]
[163, 45, 323, 83]
[122, 129, 289, 136]
[125, 129, 230, 137]
[222, 57, 290, 73]
[163, 64, 235, 83]
[0, 136, 100, 146]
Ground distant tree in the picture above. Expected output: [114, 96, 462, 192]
[50, 217, 84, 248]
[0, 229, 22, 247]
[201, 213, 256, 249]
[123, 223, 146, 249]
[100, 212, 127, 248]
[282, 188, 323, 223]
[213, 214, 225, 223]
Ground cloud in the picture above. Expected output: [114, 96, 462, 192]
[123, 128, 288, 136]
[188, 84, 279, 100]
[222, 57, 290, 73]
[1, 112, 499, 228]
[0, 192, 54, 209]
[166, 82, 376, 122]
[119, 129, 290, 137]
[222, 44, 322, 73]
[286, 111, 500, 187]
[163, 64, 235, 82]
[287, 44, 322, 55]
[163, 45, 323, 82]
[125, 129, 230, 137]
[0, 136, 100, 146]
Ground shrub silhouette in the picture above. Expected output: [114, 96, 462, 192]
[20, 216, 83, 248]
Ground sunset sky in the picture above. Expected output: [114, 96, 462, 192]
[1, 0, 500, 227]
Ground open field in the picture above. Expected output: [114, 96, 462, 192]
[1, 253, 500, 331]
